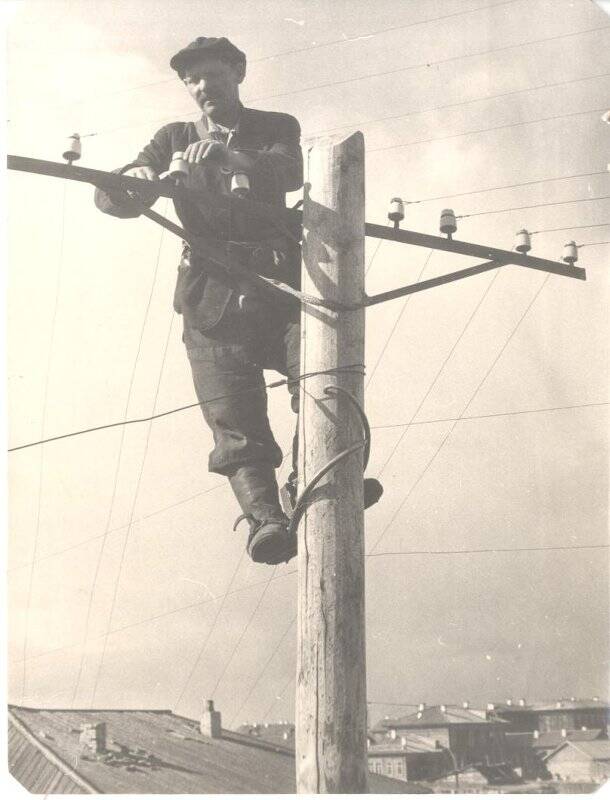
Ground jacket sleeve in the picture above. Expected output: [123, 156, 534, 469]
[94, 125, 175, 218]
[237, 114, 303, 193]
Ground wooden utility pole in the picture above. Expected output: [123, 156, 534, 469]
[296, 131, 368, 793]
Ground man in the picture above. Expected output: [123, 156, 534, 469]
[95, 36, 381, 566]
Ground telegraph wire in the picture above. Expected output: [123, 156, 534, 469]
[89, 310, 178, 706]
[411, 171, 609, 205]
[7, 481, 226, 575]
[69, 205, 169, 709]
[11, 400, 605, 575]
[67, 27, 609, 140]
[457, 193, 610, 219]
[369, 544, 609, 557]
[174, 550, 247, 710]
[315, 71, 610, 137]
[8, 367, 363, 453]
[260, 674, 295, 723]
[369, 272, 553, 554]
[9, 446, 290, 575]
[252, 0, 523, 64]
[207, 567, 280, 701]
[370, 400, 608, 430]
[20, 180, 68, 705]
[249, 26, 610, 103]
[579, 240, 610, 247]
[6, 0, 522, 122]
[365, 250, 434, 391]
[365, 239, 384, 277]
[368, 106, 609, 154]
[229, 613, 297, 728]
[529, 222, 610, 235]
[371, 268, 504, 486]
[15, 528, 605, 671]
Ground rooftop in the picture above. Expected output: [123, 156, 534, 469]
[8, 705, 421, 794]
[491, 698, 609, 713]
[375, 704, 504, 731]
[545, 740, 610, 762]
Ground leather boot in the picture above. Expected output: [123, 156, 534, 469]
[229, 464, 297, 565]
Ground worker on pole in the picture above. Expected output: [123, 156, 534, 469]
[94, 36, 382, 566]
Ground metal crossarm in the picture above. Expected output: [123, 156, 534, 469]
[365, 221, 586, 280]
[7, 154, 587, 292]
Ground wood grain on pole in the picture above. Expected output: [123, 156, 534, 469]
[296, 131, 368, 793]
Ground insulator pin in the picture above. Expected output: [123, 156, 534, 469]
[231, 172, 250, 198]
[440, 208, 457, 238]
[562, 241, 578, 264]
[62, 133, 81, 164]
[168, 152, 189, 181]
[515, 229, 532, 254]
[388, 197, 405, 229]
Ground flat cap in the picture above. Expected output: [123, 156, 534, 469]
[170, 37, 246, 74]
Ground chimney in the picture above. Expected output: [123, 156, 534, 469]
[593, 696, 599, 702]
[533, 730, 539, 739]
[401, 736, 407, 747]
[440, 704, 447, 713]
[518, 698, 526, 707]
[570, 697, 576, 702]
[200, 699, 222, 738]
[505, 699, 513, 706]
[487, 703, 495, 711]
[556, 701, 562, 709]
[418, 703, 426, 711]
[390, 729, 397, 739]
[79, 722, 106, 754]
[462, 701, 469, 709]
[561, 729, 567, 738]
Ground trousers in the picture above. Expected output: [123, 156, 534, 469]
[183, 297, 300, 477]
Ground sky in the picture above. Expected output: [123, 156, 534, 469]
[3, 0, 610, 734]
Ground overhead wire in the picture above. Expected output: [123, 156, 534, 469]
[369, 543, 610, 557]
[6, 0, 523, 121]
[69, 202, 169, 709]
[456, 193, 610, 219]
[20, 180, 68, 705]
[88, 308, 178, 706]
[368, 107, 609, 154]
[315, 71, 610, 137]
[249, 26, 610, 103]
[229, 613, 297, 728]
[365, 250, 434, 391]
[368, 272, 553, 554]
[55, 25, 610, 140]
[370, 400, 608, 430]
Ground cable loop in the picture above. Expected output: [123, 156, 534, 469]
[286, 384, 371, 540]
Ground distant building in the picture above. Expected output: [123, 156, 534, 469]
[488, 698, 609, 735]
[8, 704, 418, 794]
[543, 740, 610, 784]
[367, 733, 447, 782]
[371, 703, 511, 779]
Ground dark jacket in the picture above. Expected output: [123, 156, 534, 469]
[95, 106, 303, 330]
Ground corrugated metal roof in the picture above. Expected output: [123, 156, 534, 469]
[8, 705, 420, 794]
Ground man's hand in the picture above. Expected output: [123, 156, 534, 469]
[183, 140, 229, 166]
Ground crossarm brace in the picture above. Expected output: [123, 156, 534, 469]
[365, 259, 508, 306]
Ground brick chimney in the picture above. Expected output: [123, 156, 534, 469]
[79, 722, 106, 754]
[200, 699, 222, 738]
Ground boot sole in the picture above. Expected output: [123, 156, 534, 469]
[249, 528, 297, 565]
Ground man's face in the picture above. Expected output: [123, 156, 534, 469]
[182, 56, 245, 118]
